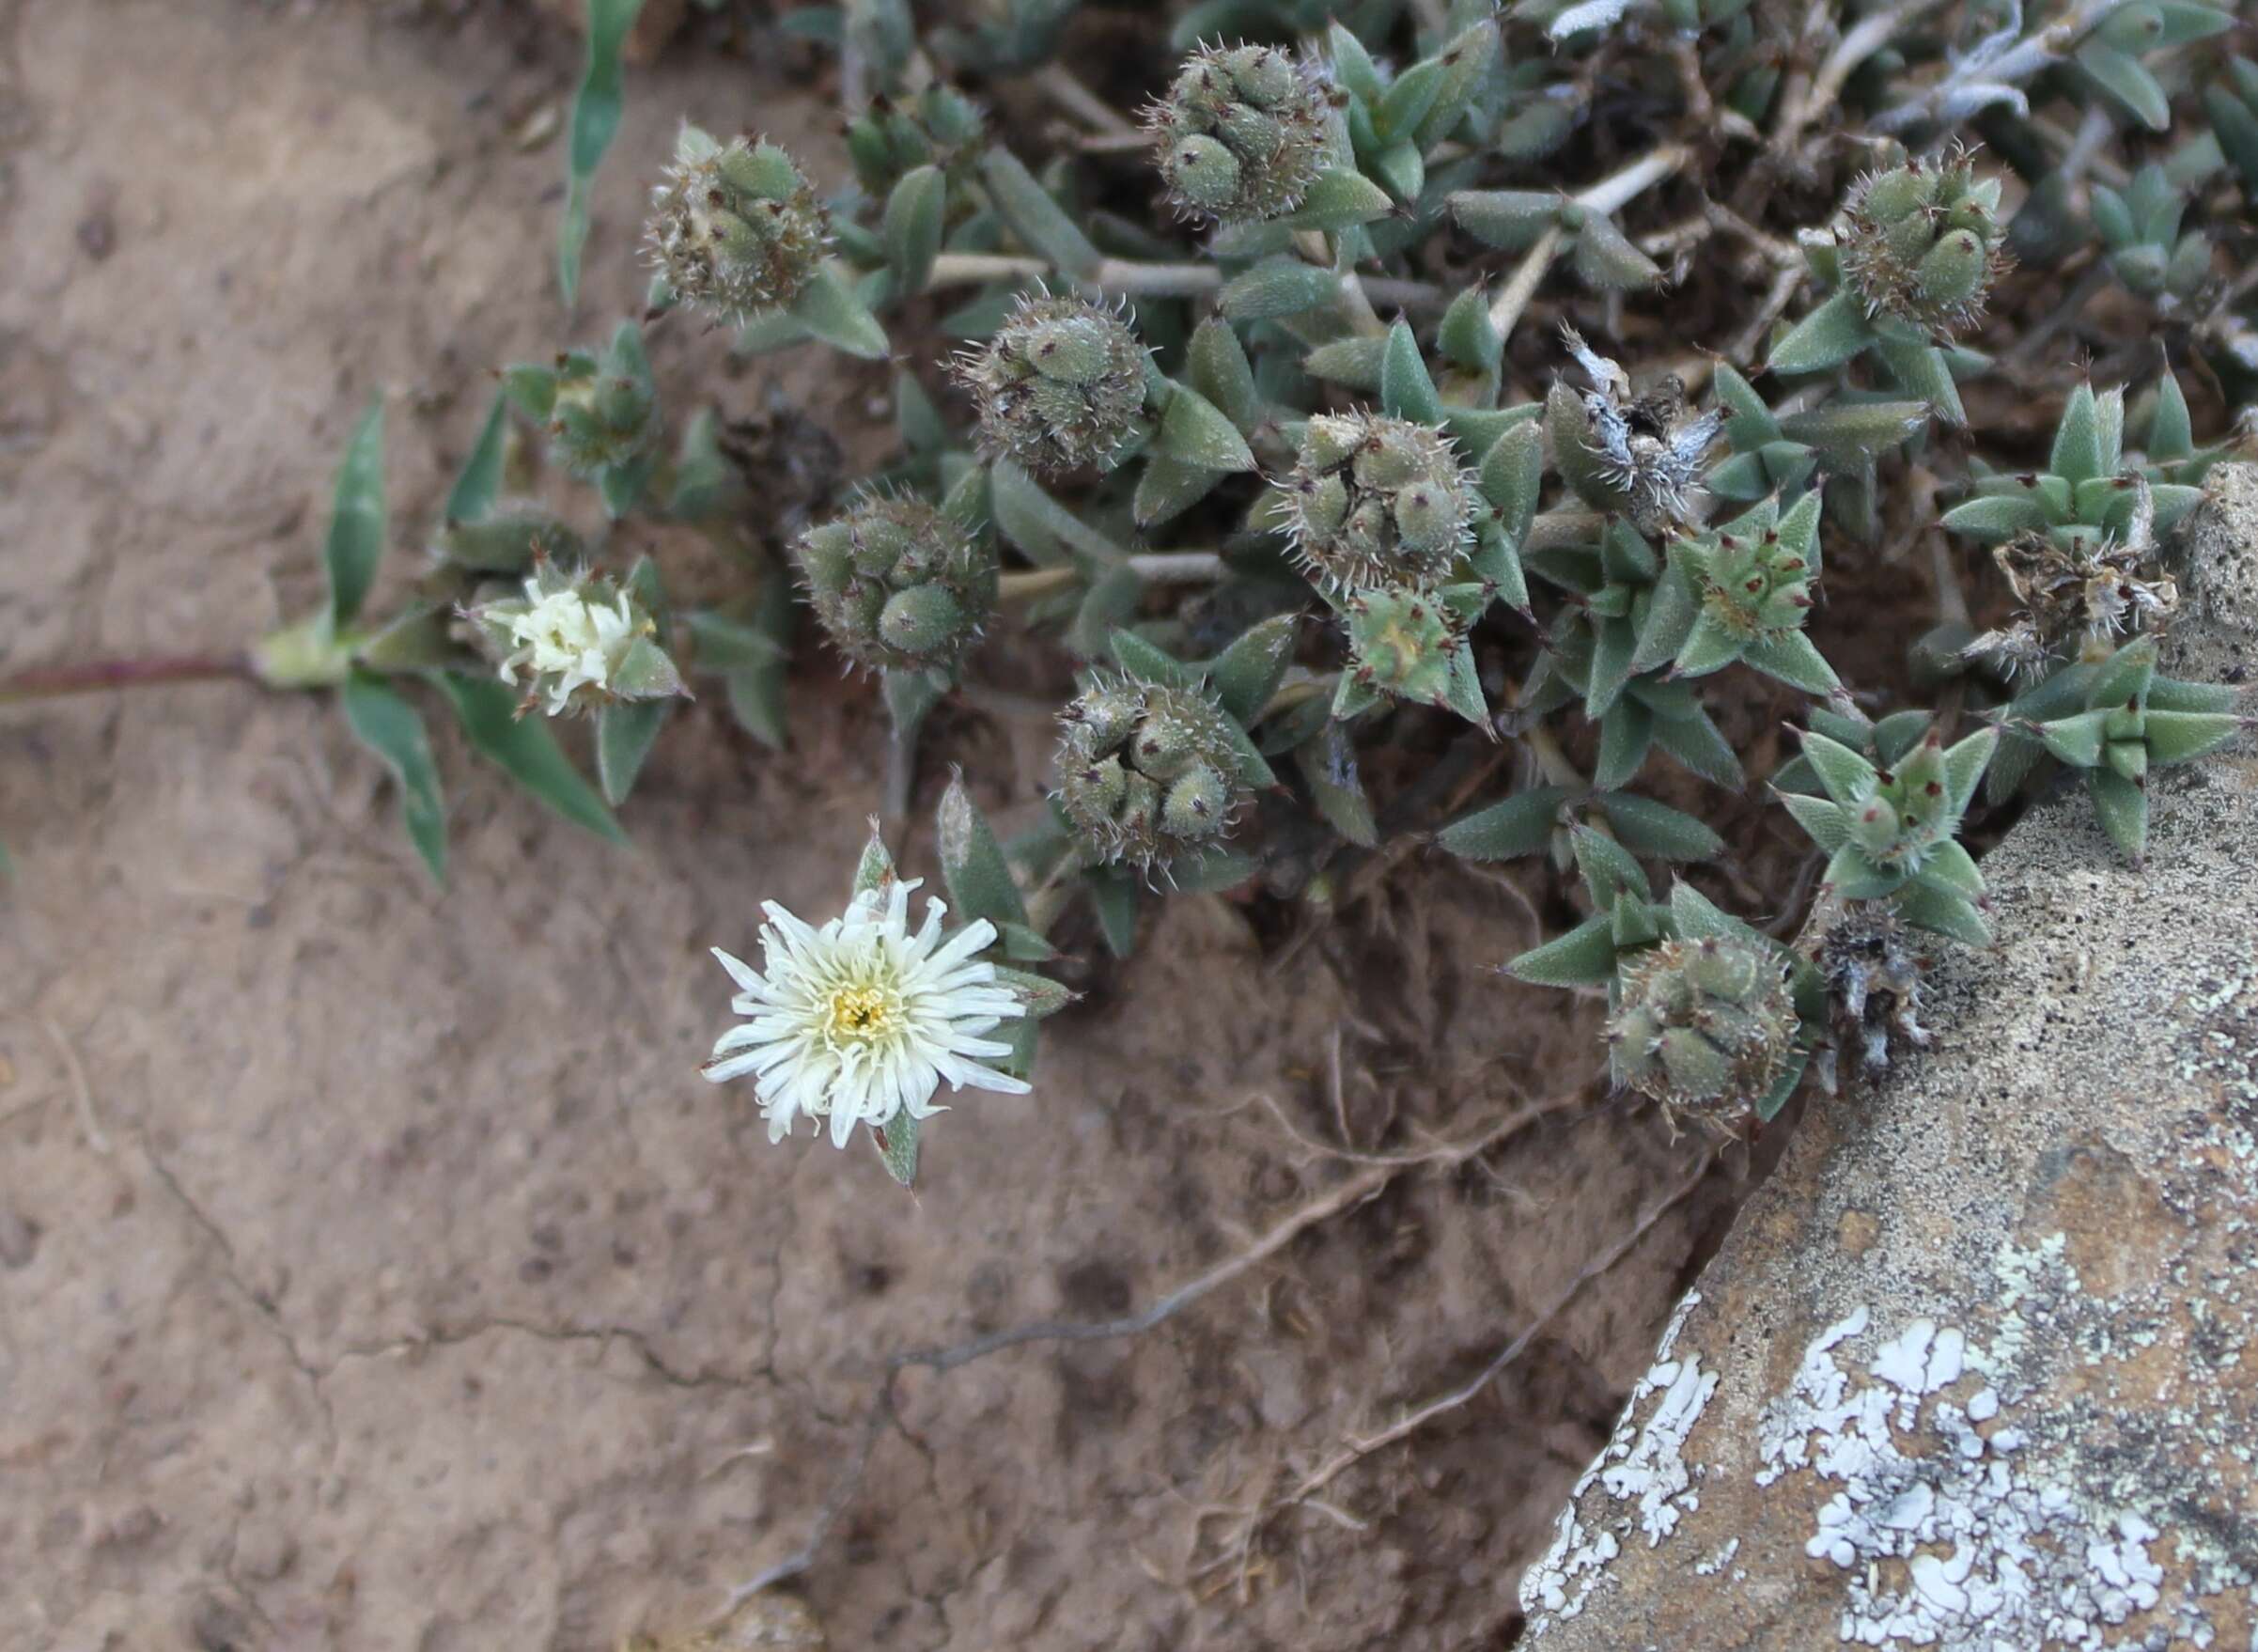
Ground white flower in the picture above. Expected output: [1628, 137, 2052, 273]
[702, 878, 1031, 1148]
[498, 578, 640, 716]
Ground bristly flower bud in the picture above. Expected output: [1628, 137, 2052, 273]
[1280, 412, 1475, 594]
[1607, 934, 1799, 1138]
[794, 495, 1000, 674]
[1055, 672, 1249, 870]
[546, 350, 661, 478]
[1145, 42, 1329, 224]
[644, 126, 831, 324]
[463, 559, 686, 719]
[1837, 147, 2010, 338]
[1547, 329, 1722, 533]
[950, 292, 1147, 476]
[1341, 583, 1490, 725]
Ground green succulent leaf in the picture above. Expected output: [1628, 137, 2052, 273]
[436, 673, 627, 844]
[341, 669, 447, 884]
[559, 0, 646, 310]
[321, 396, 388, 634]
[1506, 912, 1621, 988]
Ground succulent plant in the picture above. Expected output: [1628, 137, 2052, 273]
[1776, 718, 1997, 944]
[1941, 381, 2206, 561]
[644, 127, 831, 322]
[1055, 672, 1254, 872]
[2090, 164, 2213, 305]
[1278, 412, 1476, 594]
[431, 506, 584, 575]
[1667, 491, 1839, 694]
[951, 292, 1147, 476]
[794, 494, 1001, 675]
[1145, 42, 1329, 225]
[1608, 931, 1801, 1137]
[2009, 635, 2244, 863]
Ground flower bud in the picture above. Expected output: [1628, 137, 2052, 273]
[1837, 148, 2009, 338]
[1280, 413, 1474, 594]
[462, 560, 685, 719]
[1146, 43, 1328, 224]
[644, 126, 830, 324]
[548, 353, 660, 477]
[951, 293, 1147, 476]
[1342, 584, 1479, 716]
[795, 495, 999, 674]
[1056, 673, 1248, 869]
[1608, 935, 1799, 1136]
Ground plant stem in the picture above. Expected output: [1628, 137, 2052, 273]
[1484, 146, 1691, 342]
[1873, 0, 2135, 133]
[1032, 63, 1139, 137]
[996, 551, 1225, 604]
[0, 651, 256, 705]
[924, 252, 1446, 311]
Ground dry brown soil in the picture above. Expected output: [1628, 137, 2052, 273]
[0, 6, 1743, 1647]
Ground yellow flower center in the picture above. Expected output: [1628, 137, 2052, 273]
[823, 984, 900, 1047]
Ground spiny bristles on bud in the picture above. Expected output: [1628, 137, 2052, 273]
[1279, 412, 1475, 594]
[644, 126, 831, 324]
[547, 353, 661, 478]
[949, 292, 1147, 477]
[1344, 584, 1472, 705]
[1836, 147, 2010, 339]
[1608, 934, 1799, 1138]
[1145, 42, 1329, 225]
[794, 494, 1000, 674]
[461, 560, 685, 719]
[1961, 495, 2176, 679]
[1054, 671, 1249, 871]
[1547, 328, 1721, 533]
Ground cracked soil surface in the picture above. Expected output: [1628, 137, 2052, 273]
[0, 5, 1739, 1647]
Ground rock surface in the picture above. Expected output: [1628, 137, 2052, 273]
[1518, 466, 2258, 1650]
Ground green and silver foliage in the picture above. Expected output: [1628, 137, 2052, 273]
[2009, 635, 2244, 864]
[950, 292, 1148, 476]
[197, 0, 2258, 1152]
[645, 127, 831, 323]
[1147, 41, 1330, 224]
[794, 494, 1001, 676]
[1776, 712, 1998, 946]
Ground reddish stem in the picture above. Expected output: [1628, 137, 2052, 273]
[0, 652, 256, 705]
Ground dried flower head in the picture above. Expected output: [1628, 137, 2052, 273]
[1837, 147, 2010, 339]
[1962, 480, 2176, 679]
[1055, 672, 1249, 871]
[950, 292, 1147, 476]
[1146, 42, 1329, 224]
[1280, 412, 1475, 594]
[794, 495, 1000, 675]
[702, 878, 1031, 1149]
[462, 560, 684, 719]
[1810, 897, 1930, 1089]
[1608, 934, 1800, 1138]
[645, 126, 830, 323]
[1547, 329, 1721, 532]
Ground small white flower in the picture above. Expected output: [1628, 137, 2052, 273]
[498, 578, 640, 716]
[702, 878, 1031, 1149]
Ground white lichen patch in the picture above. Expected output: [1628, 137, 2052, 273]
[1753, 1292, 2219, 1648]
[1521, 1292, 1717, 1629]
